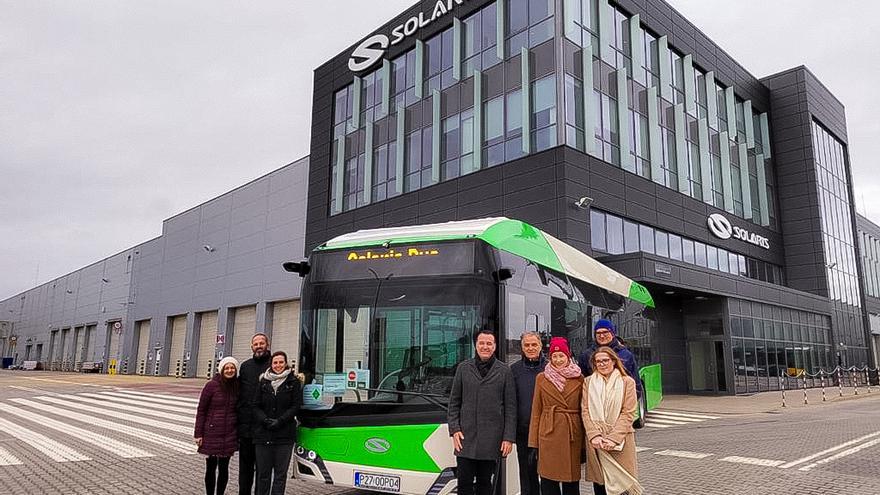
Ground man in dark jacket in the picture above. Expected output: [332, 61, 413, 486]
[237, 333, 272, 495]
[509, 332, 545, 495]
[576, 319, 643, 397]
[448, 329, 516, 495]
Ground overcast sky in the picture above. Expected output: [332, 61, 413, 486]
[1, 0, 877, 300]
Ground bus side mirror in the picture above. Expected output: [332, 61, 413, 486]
[282, 261, 310, 277]
[495, 267, 515, 281]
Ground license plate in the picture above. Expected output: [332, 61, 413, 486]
[354, 471, 401, 493]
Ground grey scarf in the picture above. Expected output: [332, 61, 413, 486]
[260, 368, 292, 392]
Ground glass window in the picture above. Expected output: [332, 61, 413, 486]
[682, 239, 695, 264]
[591, 210, 606, 251]
[639, 225, 654, 254]
[669, 234, 683, 261]
[707, 245, 718, 270]
[607, 214, 624, 254]
[694, 242, 707, 267]
[624, 221, 639, 253]
[655, 231, 669, 258]
[718, 249, 729, 274]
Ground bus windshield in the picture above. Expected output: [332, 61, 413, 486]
[299, 276, 497, 405]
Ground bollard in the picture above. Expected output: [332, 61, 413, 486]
[866, 368, 872, 393]
[206, 360, 214, 379]
[153, 359, 160, 376]
[837, 367, 843, 397]
[820, 370, 827, 402]
[802, 371, 808, 405]
[174, 360, 181, 378]
[852, 369, 858, 396]
[122, 360, 128, 374]
[781, 371, 786, 408]
[181, 360, 187, 378]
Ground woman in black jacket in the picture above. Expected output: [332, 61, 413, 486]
[253, 351, 302, 495]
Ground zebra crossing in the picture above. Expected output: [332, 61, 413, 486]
[644, 409, 720, 428]
[0, 388, 199, 467]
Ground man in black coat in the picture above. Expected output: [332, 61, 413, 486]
[509, 332, 546, 495]
[448, 329, 516, 495]
[237, 333, 272, 495]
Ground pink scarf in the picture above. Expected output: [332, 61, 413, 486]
[543, 360, 582, 391]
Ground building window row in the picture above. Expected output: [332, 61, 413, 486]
[859, 230, 880, 299]
[590, 209, 785, 285]
[330, 0, 559, 215]
[811, 120, 860, 307]
[728, 299, 832, 394]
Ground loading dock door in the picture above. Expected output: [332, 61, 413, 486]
[72, 327, 84, 370]
[167, 315, 187, 376]
[230, 306, 257, 363]
[197, 311, 219, 377]
[83, 325, 96, 363]
[271, 301, 300, 368]
[135, 320, 151, 373]
[59, 329, 70, 369]
[107, 322, 121, 362]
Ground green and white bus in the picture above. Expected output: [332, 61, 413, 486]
[285, 218, 660, 495]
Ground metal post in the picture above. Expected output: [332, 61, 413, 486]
[853, 369, 859, 395]
[820, 370, 827, 402]
[837, 367, 843, 397]
[865, 368, 871, 393]
[780, 371, 786, 408]
[802, 371, 808, 405]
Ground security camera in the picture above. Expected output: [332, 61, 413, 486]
[573, 196, 593, 210]
[203, 245, 215, 252]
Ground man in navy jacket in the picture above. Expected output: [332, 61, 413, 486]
[576, 319, 643, 398]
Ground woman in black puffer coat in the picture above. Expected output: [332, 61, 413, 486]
[194, 356, 240, 495]
[253, 351, 302, 495]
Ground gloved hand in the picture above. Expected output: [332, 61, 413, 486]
[528, 448, 538, 466]
[263, 418, 279, 430]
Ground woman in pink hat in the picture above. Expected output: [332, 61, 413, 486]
[528, 337, 584, 495]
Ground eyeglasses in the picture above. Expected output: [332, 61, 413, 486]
[595, 359, 613, 365]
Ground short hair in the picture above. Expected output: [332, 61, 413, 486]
[473, 328, 496, 345]
[252, 333, 269, 344]
[520, 331, 541, 343]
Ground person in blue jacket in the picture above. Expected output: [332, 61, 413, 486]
[576, 319, 643, 398]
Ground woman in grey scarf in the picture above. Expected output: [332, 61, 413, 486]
[252, 351, 302, 495]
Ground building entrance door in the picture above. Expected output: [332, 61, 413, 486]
[687, 339, 727, 393]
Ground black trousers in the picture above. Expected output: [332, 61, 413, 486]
[540, 478, 579, 495]
[255, 443, 294, 495]
[592, 482, 608, 495]
[239, 437, 257, 495]
[456, 457, 497, 495]
[205, 456, 231, 495]
[514, 437, 539, 495]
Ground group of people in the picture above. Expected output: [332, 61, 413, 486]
[449, 319, 643, 495]
[193, 333, 303, 495]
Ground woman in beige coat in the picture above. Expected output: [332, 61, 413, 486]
[528, 337, 584, 495]
[581, 346, 642, 495]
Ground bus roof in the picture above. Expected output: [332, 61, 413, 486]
[319, 218, 654, 308]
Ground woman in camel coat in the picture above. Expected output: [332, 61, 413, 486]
[581, 346, 642, 495]
[528, 337, 584, 495]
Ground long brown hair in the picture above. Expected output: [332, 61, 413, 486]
[591, 346, 629, 378]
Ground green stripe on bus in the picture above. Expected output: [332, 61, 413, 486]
[297, 424, 444, 473]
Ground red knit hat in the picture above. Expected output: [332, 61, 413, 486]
[548, 337, 571, 358]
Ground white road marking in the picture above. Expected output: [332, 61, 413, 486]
[100, 391, 198, 408]
[17, 377, 111, 388]
[720, 456, 786, 467]
[8, 385, 57, 394]
[0, 446, 23, 466]
[653, 449, 714, 459]
[645, 417, 690, 425]
[11, 398, 196, 454]
[0, 403, 153, 459]
[113, 389, 200, 404]
[0, 416, 90, 462]
[649, 413, 705, 423]
[32, 396, 192, 434]
[55, 394, 194, 423]
[635, 447, 652, 452]
[79, 393, 196, 414]
[798, 437, 880, 472]
[645, 423, 673, 428]
[650, 410, 720, 420]
[778, 430, 880, 469]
